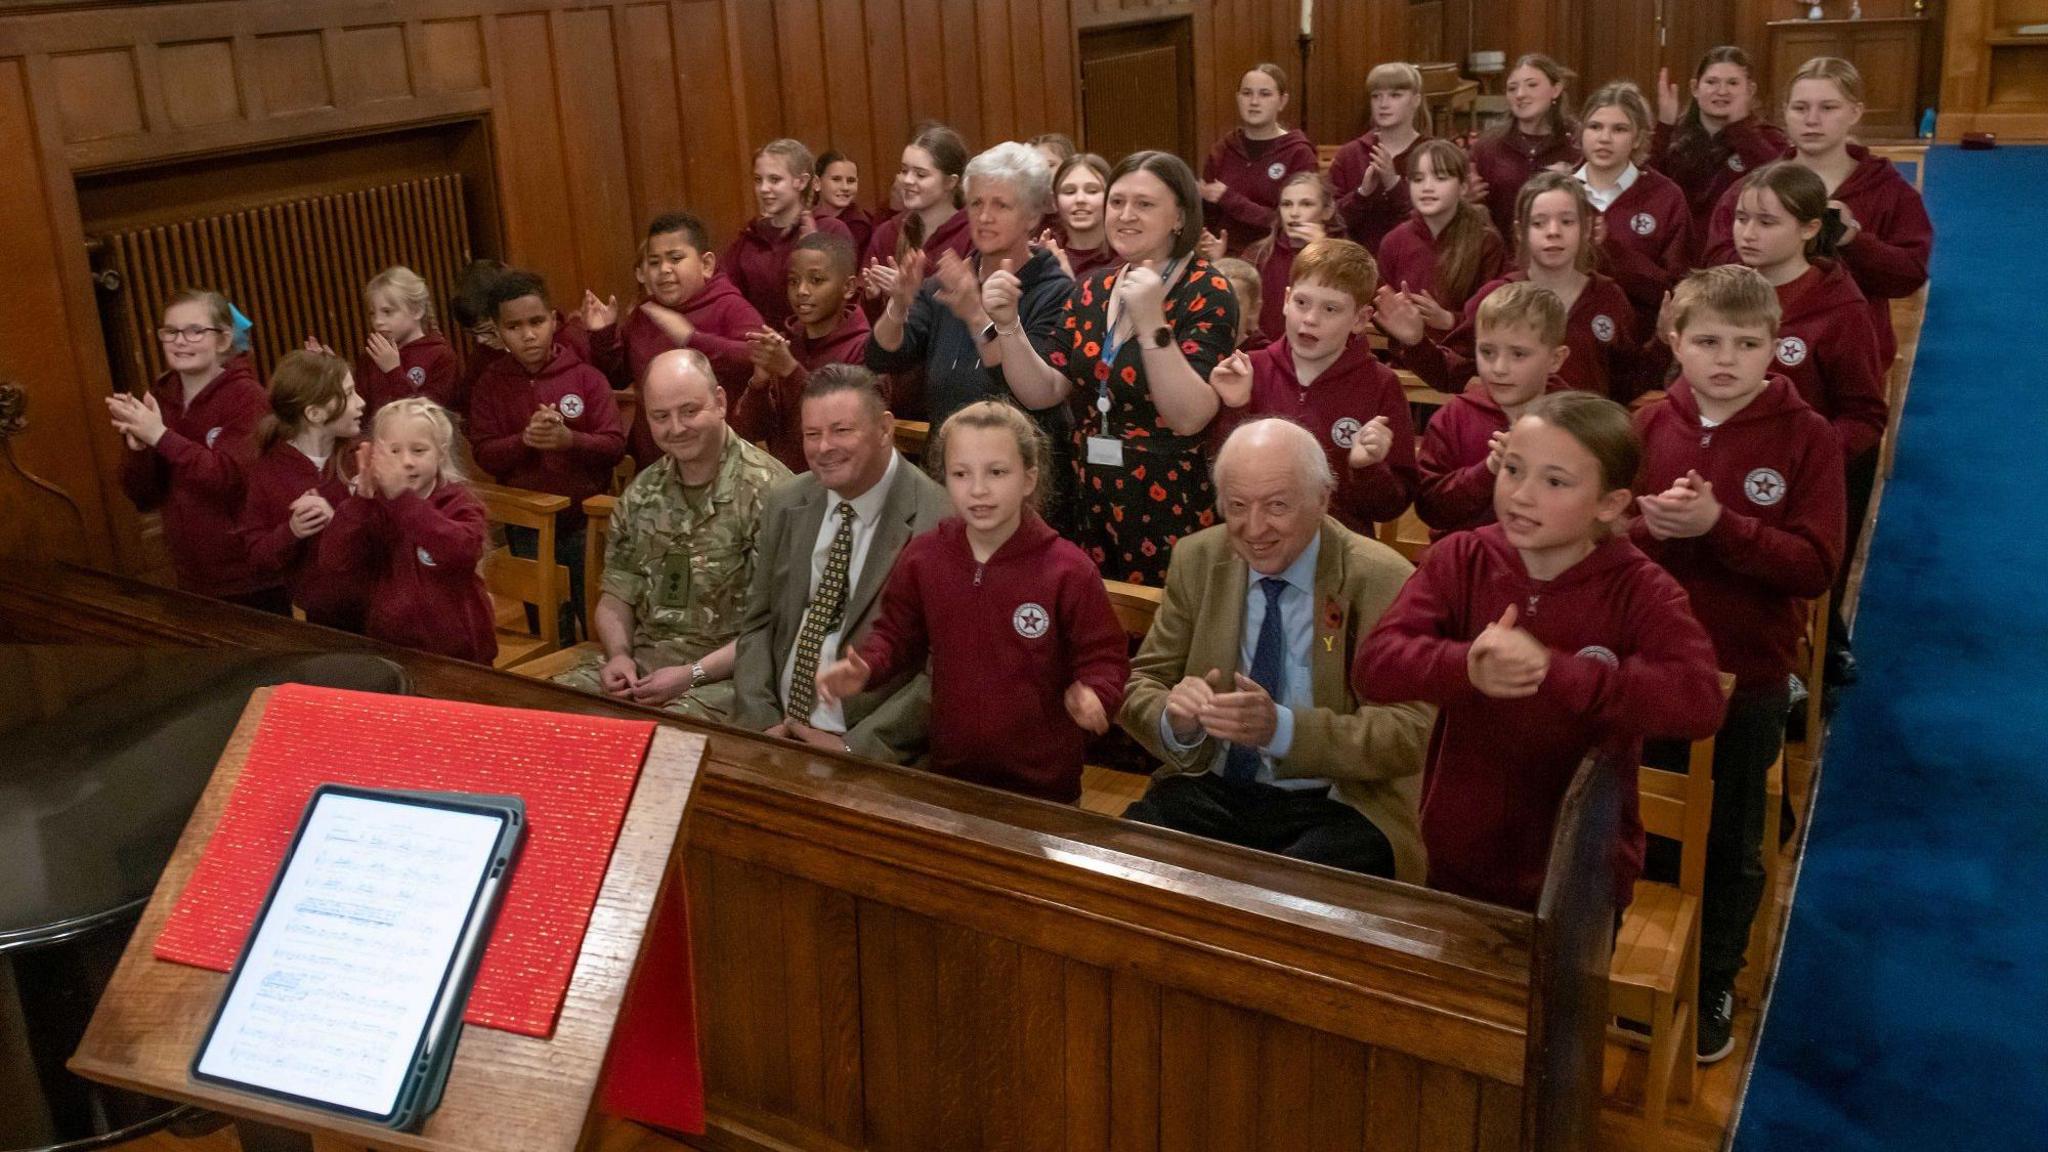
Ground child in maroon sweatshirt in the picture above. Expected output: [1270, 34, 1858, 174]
[724, 139, 856, 332]
[1467, 55, 1581, 239]
[351, 265, 461, 424]
[468, 270, 626, 634]
[109, 291, 281, 610]
[1240, 172, 1340, 344]
[814, 150, 877, 257]
[587, 212, 766, 466]
[1647, 48, 1789, 263]
[1384, 174, 1648, 402]
[1578, 81, 1694, 344]
[322, 398, 495, 664]
[1199, 65, 1320, 257]
[238, 350, 370, 632]
[1630, 264, 1845, 1055]
[1327, 63, 1432, 256]
[1210, 238, 1417, 534]
[816, 401, 1129, 804]
[1413, 283, 1573, 539]
[734, 232, 870, 472]
[1374, 141, 1507, 333]
[1702, 60, 1932, 364]
[1356, 391, 1725, 911]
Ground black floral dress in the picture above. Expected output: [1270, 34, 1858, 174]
[1049, 259, 1240, 586]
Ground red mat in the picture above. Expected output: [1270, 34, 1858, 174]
[156, 683, 655, 1038]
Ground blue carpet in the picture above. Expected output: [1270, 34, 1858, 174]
[1734, 147, 2048, 1150]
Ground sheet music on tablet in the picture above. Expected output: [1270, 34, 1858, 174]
[194, 791, 510, 1119]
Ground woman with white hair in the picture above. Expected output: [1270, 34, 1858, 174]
[865, 140, 1078, 523]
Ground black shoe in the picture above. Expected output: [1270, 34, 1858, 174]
[1698, 987, 1736, 1064]
[1824, 646, 1859, 688]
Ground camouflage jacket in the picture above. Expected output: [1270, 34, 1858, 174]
[604, 426, 792, 667]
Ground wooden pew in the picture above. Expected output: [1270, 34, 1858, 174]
[4, 564, 1621, 1152]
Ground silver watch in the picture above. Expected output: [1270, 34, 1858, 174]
[689, 661, 708, 689]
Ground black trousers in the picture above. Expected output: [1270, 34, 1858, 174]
[1124, 772, 1397, 879]
[1645, 682, 1791, 992]
[1831, 448, 1880, 656]
[505, 521, 587, 643]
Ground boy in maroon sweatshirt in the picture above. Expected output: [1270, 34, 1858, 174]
[816, 403, 1130, 804]
[468, 270, 627, 636]
[733, 232, 871, 473]
[1356, 391, 1725, 913]
[322, 399, 496, 665]
[112, 341, 280, 609]
[1630, 265, 1845, 1060]
[724, 139, 856, 332]
[1384, 270, 1645, 402]
[1209, 239, 1417, 534]
[1200, 66, 1320, 256]
[1413, 283, 1575, 539]
[586, 212, 766, 466]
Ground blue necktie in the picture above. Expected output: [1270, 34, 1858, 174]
[1223, 577, 1289, 783]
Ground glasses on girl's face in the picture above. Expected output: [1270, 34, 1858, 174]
[158, 325, 225, 344]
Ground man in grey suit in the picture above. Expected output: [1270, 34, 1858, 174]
[732, 364, 953, 762]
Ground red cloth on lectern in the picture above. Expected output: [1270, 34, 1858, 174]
[155, 683, 654, 1037]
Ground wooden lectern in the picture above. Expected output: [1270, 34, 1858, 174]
[66, 687, 705, 1152]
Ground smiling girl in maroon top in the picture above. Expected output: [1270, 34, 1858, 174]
[239, 350, 369, 631]
[1042, 152, 1117, 281]
[1357, 391, 1724, 911]
[1649, 47, 1788, 262]
[1374, 140, 1506, 338]
[724, 139, 854, 332]
[1200, 64, 1319, 257]
[812, 150, 877, 258]
[1468, 54, 1582, 239]
[110, 289, 281, 610]
[1329, 63, 1433, 255]
[1241, 172, 1341, 344]
[815, 401, 1128, 803]
[1577, 82, 1692, 344]
[865, 123, 973, 278]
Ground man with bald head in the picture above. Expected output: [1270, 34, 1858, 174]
[552, 348, 791, 718]
[1118, 418, 1434, 881]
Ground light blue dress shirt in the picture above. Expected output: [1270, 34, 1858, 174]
[1160, 534, 1331, 791]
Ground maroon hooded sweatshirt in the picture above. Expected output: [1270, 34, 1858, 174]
[119, 356, 274, 596]
[467, 342, 626, 522]
[1375, 213, 1508, 317]
[1648, 115, 1790, 262]
[1211, 336, 1418, 533]
[1328, 131, 1428, 255]
[1249, 231, 1305, 343]
[817, 202, 878, 258]
[1355, 524, 1726, 911]
[730, 304, 872, 473]
[589, 277, 765, 466]
[864, 207, 973, 267]
[238, 440, 370, 630]
[1414, 375, 1571, 539]
[1632, 376, 1845, 689]
[1703, 144, 1932, 362]
[321, 483, 496, 665]
[1469, 126, 1582, 238]
[1397, 271, 1648, 401]
[1592, 167, 1693, 340]
[854, 513, 1130, 804]
[1201, 128, 1320, 256]
[1771, 261, 1890, 460]
[355, 331, 461, 425]
[722, 214, 856, 334]
[455, 313, 591, 421]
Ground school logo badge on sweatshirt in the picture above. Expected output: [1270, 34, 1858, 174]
[205, 427, 222, 448]
[559, 393, 585, 420]
[407, 366, 427, 389]
[1775, 336, 1809, 367]
[416, 546, 438, 568]
[1744, 468, 1787, 507]
[1012, 602, 1049, 639]
[1630, 212, 1657, 236]
[1330, 417, 1362, 448]
[1727, 154, 1747, 173]
[1267, 161, 1287, 180]
[1592, 314, 1617, 343]
[1576, 645, 1620, 668]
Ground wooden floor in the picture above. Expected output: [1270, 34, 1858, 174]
[96, 289, 1928, 1152]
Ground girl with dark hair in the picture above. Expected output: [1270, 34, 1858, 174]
[1649, 47, 1788, 260]
[1467, 54, 1581, 238]
[1199, 64, 1319, 257]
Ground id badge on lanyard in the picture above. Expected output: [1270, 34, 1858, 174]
[1089, 256, 1187, 472]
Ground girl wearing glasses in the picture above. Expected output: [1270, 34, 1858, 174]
[109, 289, 285, 612]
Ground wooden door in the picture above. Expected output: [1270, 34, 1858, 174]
[1570, 0, 1734, 104]
[1079, 19, 1195, 163]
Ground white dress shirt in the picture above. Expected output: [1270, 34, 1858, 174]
[779, 450, 902, 732]
[1576, 162, 1640, 212]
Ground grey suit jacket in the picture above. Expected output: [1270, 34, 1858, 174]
[731, 452, 953, 763]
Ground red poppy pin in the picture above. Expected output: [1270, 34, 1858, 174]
[1321, 596, 1345, 634]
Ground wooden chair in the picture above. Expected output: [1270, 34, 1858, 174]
[1746, 596, 1830, 989]
[893, 418, 930, 461]
[513, 493, 614, 682]
[473, 481, 572, 671]
[1610, 672, 1733, 1132]
[1078, 579, 1165, 818]
[1375, 369, 1456, 565]
[1867, 143, 1927, 193]
[1418, 63, 1480, 140]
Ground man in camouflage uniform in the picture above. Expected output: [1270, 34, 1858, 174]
[553, 348, 791, 718]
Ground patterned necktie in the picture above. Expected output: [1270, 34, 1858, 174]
[1223, 577, 1289, 783]
[787, 503, 858, 723]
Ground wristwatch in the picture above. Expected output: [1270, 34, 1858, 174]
[689, 661, 708, 689]
[979, 320, 1020, 343]
[1143, 325, 1174, 350]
